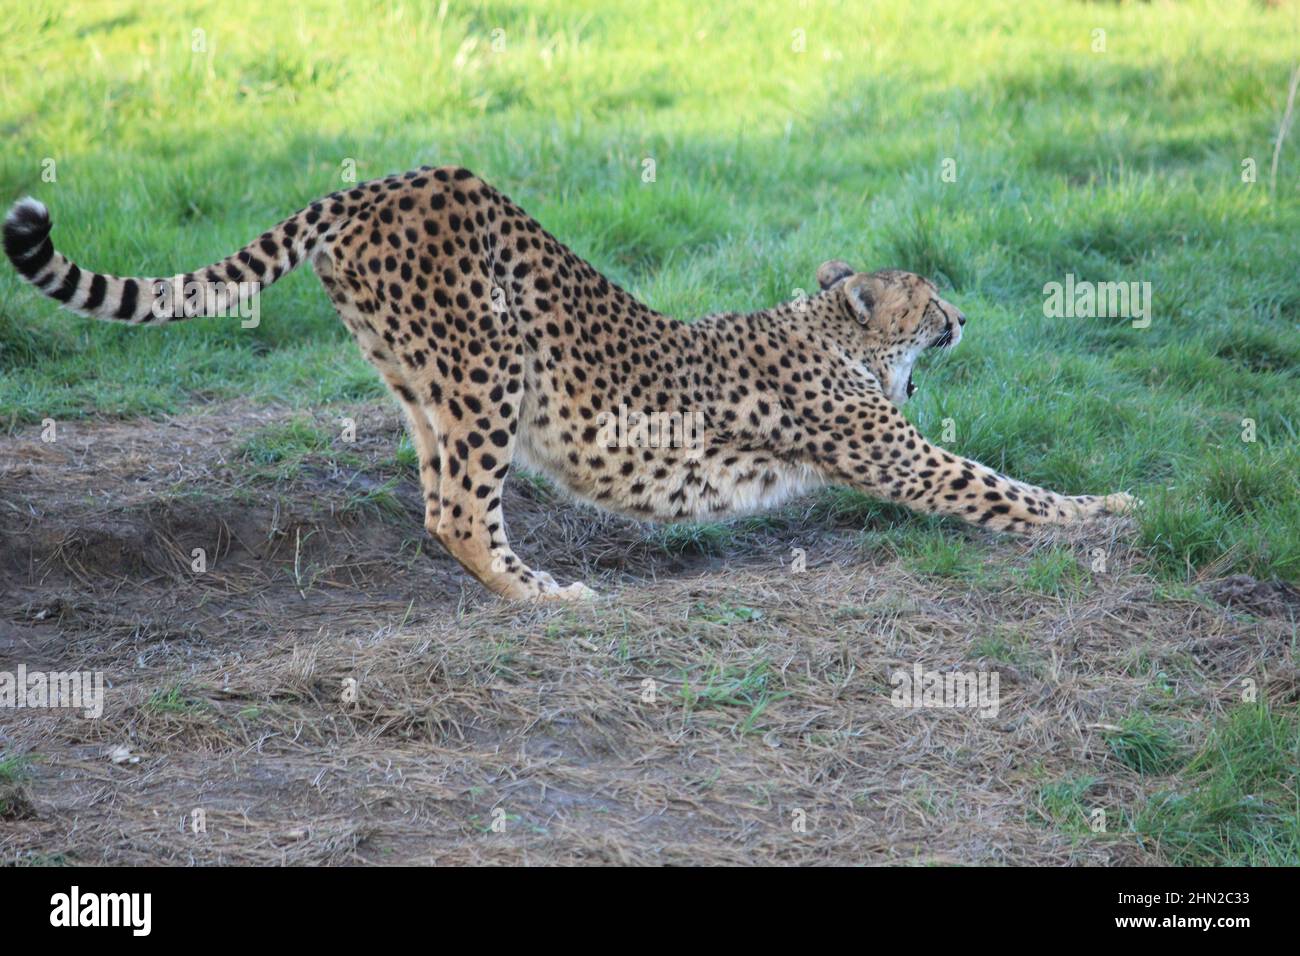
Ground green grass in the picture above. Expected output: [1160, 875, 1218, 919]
[691, 602, 763, 625]
[237, 418, 331, 466]
[231, 413, 379, 486]
[142, 684, 205, 715]
[676, 659, 789, 735]
[1106, 714, 1188, 776]
[0, 753, 32, 784]
[1030, 705, 1300, 863]
[0, 753, 36, 819]
[1016, 546, 1091, 598]
[646, 520, 742, 555]
[1, 0, 1297, 587]
[807, 487, 917, 528]
[860, 524, 989, 580]
[970, 629, 1036, 669]
[336, 475, 408, 521]
[899, 530, 982, 580]
[1137, 705, 1300, 865]
[392, 432, 418, 472]
[1033, 775, 1103, 835]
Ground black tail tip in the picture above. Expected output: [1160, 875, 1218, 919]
[3, 197, 53, 264]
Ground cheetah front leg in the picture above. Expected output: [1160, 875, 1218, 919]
[823, 395, 1138, 531]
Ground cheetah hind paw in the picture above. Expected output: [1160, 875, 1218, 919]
[536, 580, 599, 603]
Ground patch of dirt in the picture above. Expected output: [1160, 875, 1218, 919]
[0, 400, 1293, 865]
[1204, 574, 1300, 620]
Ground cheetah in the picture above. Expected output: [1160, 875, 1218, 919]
[4, 166, 1137, 601]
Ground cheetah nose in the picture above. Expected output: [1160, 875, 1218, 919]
[956, 309, 966, 326]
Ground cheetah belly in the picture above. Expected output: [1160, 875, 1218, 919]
[512, 411, 824, 523]
[683, 450, 827, 521]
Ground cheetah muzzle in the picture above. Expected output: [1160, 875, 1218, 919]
[4, 168, 1140, 602]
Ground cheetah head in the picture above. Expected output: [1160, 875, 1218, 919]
[817, 260, 965, 406]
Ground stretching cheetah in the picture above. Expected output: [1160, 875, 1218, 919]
[4, 166, 1137, 600]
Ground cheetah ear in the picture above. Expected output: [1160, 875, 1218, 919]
[817, 259, 856, 290]
[842, 273, 876, 325]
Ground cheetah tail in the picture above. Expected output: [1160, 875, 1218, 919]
[2, 196, 337, 325]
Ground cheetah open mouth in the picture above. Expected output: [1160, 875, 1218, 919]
[908, 323, 957, 397]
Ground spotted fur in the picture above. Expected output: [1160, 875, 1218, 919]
[4, 167, 1137, 600]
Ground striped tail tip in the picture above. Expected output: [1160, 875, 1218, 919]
[3, 197, 54, 278]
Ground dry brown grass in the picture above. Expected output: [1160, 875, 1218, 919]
[1, 401, 1294, 865]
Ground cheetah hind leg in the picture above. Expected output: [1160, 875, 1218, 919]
[424, 401, 596, 602]
[316, 260, 448, 545]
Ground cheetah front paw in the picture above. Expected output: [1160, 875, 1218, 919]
[1100, 492, 1142, 515]
[1061, 491, 1142, 522]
